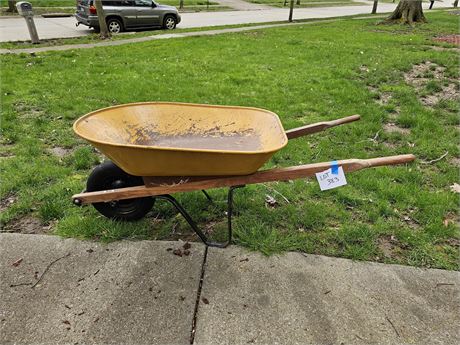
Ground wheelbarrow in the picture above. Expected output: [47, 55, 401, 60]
[72, 102, 415, 247]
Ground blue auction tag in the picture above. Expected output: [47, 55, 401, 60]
[331, 160, 339, 175]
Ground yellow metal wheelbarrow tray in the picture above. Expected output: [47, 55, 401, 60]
[72, 102, 415, 247]
[73, 102, 290, 177]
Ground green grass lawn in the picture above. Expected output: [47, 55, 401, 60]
[1, 11, 459, 270]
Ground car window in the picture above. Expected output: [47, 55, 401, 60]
[101, 0, 135, 5]
[133, 0, 152, 6]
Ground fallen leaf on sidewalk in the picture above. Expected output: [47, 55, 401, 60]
[183, 242, 191, 250]
[12, 258, 23, 267]
[202, 297, 209, 304]
[173, 249, 183, 257]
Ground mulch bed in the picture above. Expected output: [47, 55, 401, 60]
[433, 34, 460, 45]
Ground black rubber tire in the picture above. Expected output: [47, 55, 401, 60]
[106, 17, 124, 33]
[163, 15, 177, 30]
[86, 161, 154, 221]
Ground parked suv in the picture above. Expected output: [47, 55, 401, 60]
[75, 0, 181, 33]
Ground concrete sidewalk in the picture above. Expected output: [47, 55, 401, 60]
[1, 233, 459, 345]
[0, 233, 205, 345]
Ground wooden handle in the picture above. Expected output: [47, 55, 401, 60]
[72, 154, 415, 205]
[359, 154, 416, 169]
[339, 154, 415, 173]
[286, 114, 361, 139]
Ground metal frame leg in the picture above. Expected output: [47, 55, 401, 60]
[201, 190, 213, 203]
[156, 185, 244, 248]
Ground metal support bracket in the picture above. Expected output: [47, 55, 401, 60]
[156, 185, 244, 248]
[201, 190, 213, 203]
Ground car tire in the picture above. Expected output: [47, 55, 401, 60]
[107, 18, 123, 34]
[163, 15, 176, 30]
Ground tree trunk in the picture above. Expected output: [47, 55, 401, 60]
[7, 0, 18, 13]
[94, 0, 111, 39]
[385, 0, 427, 25]
[289, 0, 294, 22]
[179, 0, 184, 9]
[371, 0, 378, 14]
[454, 0, 458, 7]
[296, 0, 300, 5]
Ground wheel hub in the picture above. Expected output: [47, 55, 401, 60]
[109, 22, 120, 33]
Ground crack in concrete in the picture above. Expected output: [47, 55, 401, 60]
[190, 245, 209, 344]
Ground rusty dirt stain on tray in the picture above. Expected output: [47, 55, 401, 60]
[126, 125, 262, 151]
